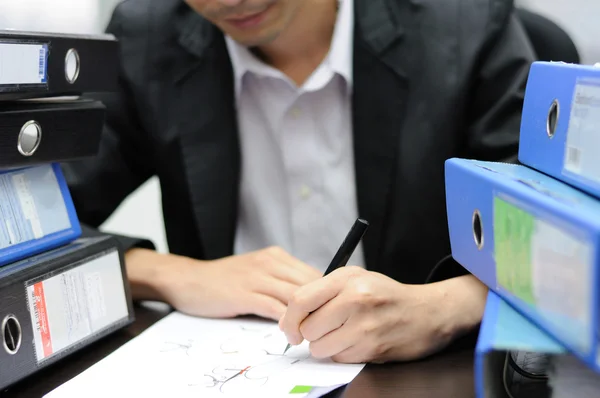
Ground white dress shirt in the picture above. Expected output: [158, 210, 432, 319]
[226, 0, 364, 273]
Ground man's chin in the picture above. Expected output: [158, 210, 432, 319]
[227, 30, 281, 48]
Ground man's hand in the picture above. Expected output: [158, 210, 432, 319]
[279, 266, 487, 364]
[125, 246, 322, 321]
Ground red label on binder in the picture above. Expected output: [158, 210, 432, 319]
[32, 282, 53, 358]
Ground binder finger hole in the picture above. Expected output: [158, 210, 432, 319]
[546, 99, 559, 138]
[2, 315, 22, 355]
[17, 120, 42, 156]
[472, 209, 484, 250]
[65, 48, 80, 84]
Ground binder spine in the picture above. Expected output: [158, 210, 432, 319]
[518, 61, 600, 199]
[0, 236, 134, 391]
[0, 163, 81, 267]
[0, 31, 117, 99]
[0, 100, 105, 168]
[474, 291, 501, 398]
[445, 158, 600, 372]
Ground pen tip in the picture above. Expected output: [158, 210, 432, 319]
[283, 343, 291, 355]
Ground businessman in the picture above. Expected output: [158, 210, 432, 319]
[63, 0, 536, 364]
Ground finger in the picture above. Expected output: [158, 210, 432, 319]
[244, 294, 287, 321]
[266, 248, 323, 284]
[330, 343, 371, 364]
[298, 294, 353, 343]
[268, 263, 319, 287]
[327, 318, 387, 363]
[280, 270, 348, 345]
[289, 269, 349, 313]
[308, 319, 358, 360]
[255, 277, 298, 305]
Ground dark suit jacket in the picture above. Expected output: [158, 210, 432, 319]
[62, 0, 536, 285]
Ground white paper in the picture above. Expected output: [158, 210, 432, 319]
[0, 42, 47, 85]
[44, 312, 365, 398]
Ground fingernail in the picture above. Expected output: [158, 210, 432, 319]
[284, 333, 295, 345]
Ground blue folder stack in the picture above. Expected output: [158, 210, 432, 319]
[445, 61, 600, 397]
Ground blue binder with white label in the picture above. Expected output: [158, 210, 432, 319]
[0, 163, 81, 267]
[518, 61, 600, 198]
[445, 157, 600, 372]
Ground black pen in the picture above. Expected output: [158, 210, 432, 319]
[283, 218, 370, 354]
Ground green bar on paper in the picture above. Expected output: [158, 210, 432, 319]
[290, 385, 313, 394]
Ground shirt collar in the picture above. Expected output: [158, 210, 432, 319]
[328, 0, 353, 84]
[225, 0, 354, 98]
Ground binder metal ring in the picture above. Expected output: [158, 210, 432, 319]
[17, 120, 42, 157]
[2, 314, 22, 355]
[65, 48, 80, 84]
[546, 99, 559, 138]
[472, 209, 484, 250]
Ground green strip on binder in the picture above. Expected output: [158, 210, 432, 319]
[493, 196, 536, 306]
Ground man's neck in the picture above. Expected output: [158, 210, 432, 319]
[252, 0, 338, 86]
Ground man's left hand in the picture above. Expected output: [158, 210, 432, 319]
[279, 266, 487, 364]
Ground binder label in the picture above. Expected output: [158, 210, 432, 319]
[564, 78, 600, 183]
[0, 165, 72, 249]
[494, 195, 593, 353]
[26, 249, 130, 363]
[0, 42, 48, 85]
[32, 281, 53, 358]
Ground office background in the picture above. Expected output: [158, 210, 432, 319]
[0, 0, 598, 254]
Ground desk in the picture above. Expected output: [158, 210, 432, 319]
[2, 303, 476, 398]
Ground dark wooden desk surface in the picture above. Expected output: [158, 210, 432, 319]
[2, 302, 476, 398]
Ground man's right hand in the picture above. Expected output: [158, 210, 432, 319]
[125, 247, 322, 321]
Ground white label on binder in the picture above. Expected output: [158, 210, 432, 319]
[0, 165, 71, 249]
[0, 42, 48, 85]
[530, 217, 593, 354]
[27, 250, 130, 363]
[12, 173, 44, 239]
[564, 79, 600, 183]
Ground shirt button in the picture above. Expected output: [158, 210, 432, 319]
[300, 185, 311, 199]
[290, 107, 302, 118]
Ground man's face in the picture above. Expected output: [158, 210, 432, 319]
[184, 0, 300, 47]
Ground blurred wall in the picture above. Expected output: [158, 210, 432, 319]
[0, 0, 118, 34]
[516, 0, 600, 64]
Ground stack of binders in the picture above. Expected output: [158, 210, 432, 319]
[445, 61, 600, 397]
[0, 31, 134, 392]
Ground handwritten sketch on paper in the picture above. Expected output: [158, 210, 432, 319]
[44, 312, 365, 398]
[159, 323, 313, 395]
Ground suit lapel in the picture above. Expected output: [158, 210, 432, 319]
[169, 11, 240, 260]
[167, 0, 421, 265]
[352, 0, 419, 270]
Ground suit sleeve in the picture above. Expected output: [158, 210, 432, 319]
[426, 1, 536, 283]
[61, 4, 156, 252]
